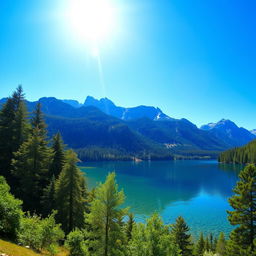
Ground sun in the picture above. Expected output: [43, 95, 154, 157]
[66, 0, 115, 46]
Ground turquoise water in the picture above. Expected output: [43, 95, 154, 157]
[80, 160, 242, 237]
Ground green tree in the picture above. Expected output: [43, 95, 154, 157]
[227, 164, 256, 253]
[209, 233, 214, 252]
[86, 172, 127, 256]
[12, 126, 52, 212]
[55, 150, 87, 234]
[18, 211, 64, 252]
[195, 233, 205, 256]
[49, 132, 65, 178]
[65, 229, 88, 256]
[171, 216, 192, 256]
[0, 86, 29, 185]
[0, 176, 23, 239]
[31, 102, 47, 136]
[126, 213, 135, 242]
[12, 102, 52, 212]
[128, 214, 180, 256]
[42, 175, 56, 216]
[216, 232, 226, 256]
[205, 237, 210, 252]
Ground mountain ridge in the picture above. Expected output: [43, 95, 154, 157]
[200, 119, 255, 147]
[0, 96, 255, 160]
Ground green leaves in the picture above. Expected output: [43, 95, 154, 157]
[0, 176, 23, 239]
[18, 211, 64, 252]
[219, 139, 256, 164]
[227, 164, 256, 253]
[0, 86, 29, 184]
[171, 216, 192, 256]
[55, 150, 87, 234]
[86, 172, 128, 256]
[128, 214, 181, 256]
[12, 126, 52, 212]
[65, 229, 88, 256]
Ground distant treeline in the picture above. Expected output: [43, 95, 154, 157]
[219, 139, 256, 164]
[76, 146, 174, 161]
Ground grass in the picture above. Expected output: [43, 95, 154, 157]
[0, 240, 69, 256]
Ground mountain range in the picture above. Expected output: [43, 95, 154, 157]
[0, 96, 255, 160]
[83, 96, 172, 121]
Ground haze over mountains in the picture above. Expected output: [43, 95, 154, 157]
[0, 96, 255, 160]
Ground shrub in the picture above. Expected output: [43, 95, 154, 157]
[0, 176, 23, 239]
[18, 211, 64, 252]
[65, 229, 88, 256]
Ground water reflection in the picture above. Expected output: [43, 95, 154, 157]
[80, 160, 239, 215]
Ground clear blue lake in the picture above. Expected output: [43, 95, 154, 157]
[80, 160, 243, 238]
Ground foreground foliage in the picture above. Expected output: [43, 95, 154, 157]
[85, 172, 127, 256]
[0, 176, 23, 239]
[18, 211, 64, 252]
[226, 164, 256, 255]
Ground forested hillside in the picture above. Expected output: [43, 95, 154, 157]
[219, 139, 256, 164]
[0, 95, 254, 160]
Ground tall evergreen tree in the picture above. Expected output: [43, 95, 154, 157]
[227, 164, 256, 253]
[216, 232, 226, 256]
[12, 127, 52, 212]
[42, 175, 56, 216]
[0, 86, 29, 184]
[86, 172, 127, 256]
[204, 237, 210, 252]
[195, 233, 205, 256]
[12, 103, 51, 212]
[49, 132, 65, 178]
[126, 213, 135, 242]
[31, 103, 47, 136]
[209, 233, 214, 252]
[171, 216, 192, 256]
[55, 150, 87, 234]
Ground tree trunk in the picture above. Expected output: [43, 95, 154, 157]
[104, 214, 109, 256]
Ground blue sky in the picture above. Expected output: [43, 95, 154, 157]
[0, 0, 255, 129]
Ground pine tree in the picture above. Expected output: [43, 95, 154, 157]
[128, 214, 180, 256]
[12, 103, 51, 212]
[195, 233, 205, 256]
[227, 164, 256, 253]
[126, 213, 135, 242]
[42, 175, 56, 216]
[86, 172, 127, 256]
[11, 86, 29, 149]
[0, 86, 29, 185]
[209, 233, 214, 252]
[225, 231, 255, 256]
[216, 232, 226, 256]
[31, 103, 47, 136]
[12, 127, 52, 212]
[55, 150, 87, 234]
[145, 214, 180, 256]
[204, 237, 210, 252]
[213, 237, 218, 253]
[49, 132, 65, 178]
[171, 216, 192, 256]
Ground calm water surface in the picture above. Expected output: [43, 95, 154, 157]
[80, 160, 242, 237]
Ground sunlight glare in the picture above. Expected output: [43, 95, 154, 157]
[67, 0, 115, 44]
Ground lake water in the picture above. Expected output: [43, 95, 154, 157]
[80, 160, 242, 238]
